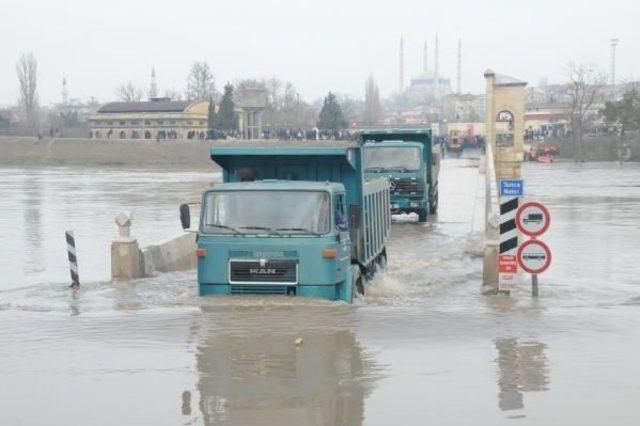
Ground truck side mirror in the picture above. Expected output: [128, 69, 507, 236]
[179, 204, 190, 229]
[348, 204, 361, 229]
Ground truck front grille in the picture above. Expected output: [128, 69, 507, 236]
[391, 179, 424, 194]
[230, 285, 288, 295]
[229, 259, 298, 284]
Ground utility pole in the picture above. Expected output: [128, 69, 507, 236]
[423, 41, 428, 74]
[61, 78, 69, 137]
[150, 67, 158, 99]
[610, 38, 619, 99]
[399, 37, 405, 93]
[457, 39, 462, 94]
[62, 77, 68, 105]
[434, 35, 440, 100]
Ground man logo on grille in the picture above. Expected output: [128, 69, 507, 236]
[389, 181, 396, 191]
[250, 268, 277, 274]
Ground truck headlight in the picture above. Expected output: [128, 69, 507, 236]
[322, 248, 337, 259]
[410, 202, 418, 207]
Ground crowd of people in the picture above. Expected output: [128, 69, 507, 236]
[204, 128, 359, 141]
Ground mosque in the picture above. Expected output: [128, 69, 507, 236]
[398, 36, 456, 104]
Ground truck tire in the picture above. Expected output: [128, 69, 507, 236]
[430, 191, 439, 215]
[355, 272, 365, 296]
[417, 208, 428, 223]
[376, 250, 388, 272]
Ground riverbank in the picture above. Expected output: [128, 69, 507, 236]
[539, 133, 640, 161]
[0, 136, 216, 168]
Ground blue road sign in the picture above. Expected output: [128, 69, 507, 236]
[500, 179, 524, 197]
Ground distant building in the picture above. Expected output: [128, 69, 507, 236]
[407, 72, 452, 103]
[235, 87, 267, 139]
[440, 93, 482, 123]
[88, 89, 267, 140]
[524, 110, 569, 137]
[88, 98, 209, 140]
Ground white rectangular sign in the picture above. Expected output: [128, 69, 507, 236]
[499, 273, 518, 291]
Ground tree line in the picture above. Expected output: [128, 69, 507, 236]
[6, 52, 388, 135]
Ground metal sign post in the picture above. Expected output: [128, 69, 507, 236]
[516, 202, 552, 297]
[498, 179, 523, 292]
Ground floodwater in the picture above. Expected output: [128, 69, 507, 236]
[1, 156, 640, 425]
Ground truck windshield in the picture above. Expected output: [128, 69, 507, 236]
[363, 146, 421, 172]
[202, 190, 331, 235]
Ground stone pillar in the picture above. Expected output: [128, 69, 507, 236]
[111, 212, 144, 279]
[483, 70, 526, 294]
[484, 69, 527, 180]
[237, 112, 244, 139]
[485, 71, 495, 155]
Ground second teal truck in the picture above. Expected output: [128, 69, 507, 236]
[359, 129, 440, 222]
[180, 140, 390, 303]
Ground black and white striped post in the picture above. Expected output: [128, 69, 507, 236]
[65, 230, 80, 289]
[499, 197, 519, 255]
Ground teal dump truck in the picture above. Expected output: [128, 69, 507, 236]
[179, 140, 390, 303]
[359, 129, 440, 222]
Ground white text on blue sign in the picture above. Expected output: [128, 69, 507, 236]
[500, 179, 524, 197]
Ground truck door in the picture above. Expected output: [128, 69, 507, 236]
[334, 194, 351, 257]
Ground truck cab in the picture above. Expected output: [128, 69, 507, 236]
[447, 130, 463, 155]
[359, 129, 440, 222]
[181, 140, 390, 303]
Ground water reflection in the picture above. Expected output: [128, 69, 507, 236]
[182, 390, 192, 416]
[194, 305, 379, 426]
[495, 338, 549, 411]
[22, 175, 44, 274]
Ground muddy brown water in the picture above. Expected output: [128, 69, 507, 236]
[1, 156, 640, 425]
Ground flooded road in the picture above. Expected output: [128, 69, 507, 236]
[2, 157, 640, 425]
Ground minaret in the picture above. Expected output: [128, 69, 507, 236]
[62, 78, 68, 105]
[457, 39, 462, 93]
[423, 41, 428, 73]
[149, 67, 158, 99]
[399, 37, 405, 92]
[434, 35, 440, 100]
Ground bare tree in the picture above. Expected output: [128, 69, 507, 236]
[363, 74, 382, 125]
[163, 88, 183, 101]
[16, 52, 38, 133]
[337, 94, 363, 126]
[566, 63, 606, 161]
[264, 77, 283, 108]
[235, 78, 263, 91]
[187, 62, 215, 100]
[260, 77, 283, 129]
[115, 82, 144, 102]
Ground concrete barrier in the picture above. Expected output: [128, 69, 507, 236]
[110, 212, 196, 280]
[141, 233, 196, 275]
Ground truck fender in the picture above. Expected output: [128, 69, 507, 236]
[352, 264, 365, 296]
[340, 265, 363, 303]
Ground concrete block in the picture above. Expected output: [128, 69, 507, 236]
[483, 243, 499, 293]
[111, 239, 144, 279]
[142, 233, 196, 275]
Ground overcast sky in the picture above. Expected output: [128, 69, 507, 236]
[2, 0, 638, 106]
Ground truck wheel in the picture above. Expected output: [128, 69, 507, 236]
[430, 192, 439, 215]
[355, 273, 365, 296]
[417, 208, 428, 223]
[376, 252, 387, 272]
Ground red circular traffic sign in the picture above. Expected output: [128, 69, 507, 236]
[516, 201, 550, 237]
[517, 239, 552, 274]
